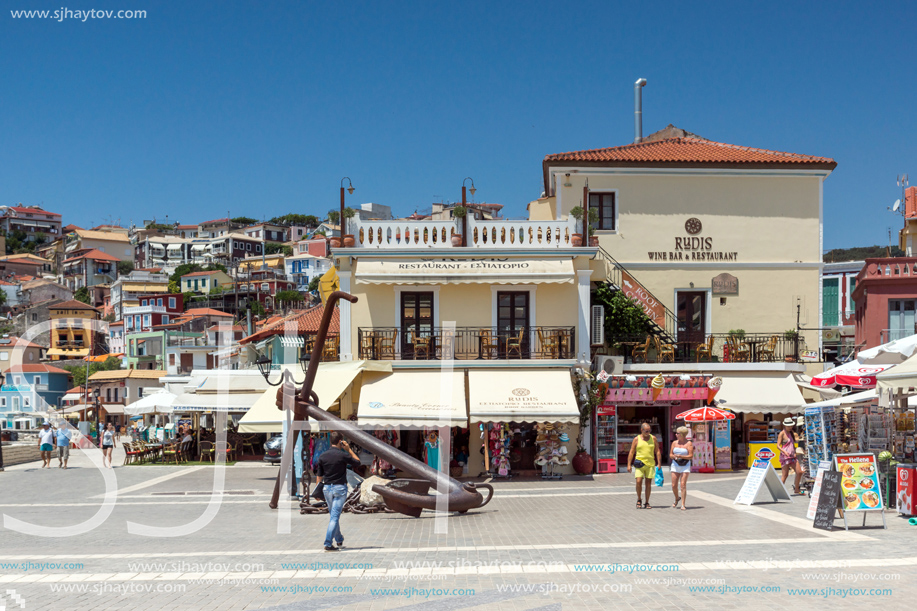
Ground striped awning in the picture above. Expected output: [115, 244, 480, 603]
[279, 336, 305, 348]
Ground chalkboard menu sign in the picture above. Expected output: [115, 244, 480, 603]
[813, 471, 842, 531]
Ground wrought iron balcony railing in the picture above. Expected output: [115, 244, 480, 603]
[357, 326, 575, 360]
[613, 332, 806, 364]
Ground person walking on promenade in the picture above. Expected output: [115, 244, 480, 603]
[627, 422, 662, 508]
[101, 422, 117, 468]
[56, 424, 72, 469]
[669, 426, 693, 511]
[38, 421, 55, 468]
[778, 417, 804, 494]
[315, 432, 360, 551]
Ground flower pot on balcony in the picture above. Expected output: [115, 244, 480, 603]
[571, 233, 584, 247]
[329, 237, 342, 248]
[450, 234, 463, 247]
[572, 451, 594, 475]
[588, 236, 599, 247]
[342, 235, 356, 247]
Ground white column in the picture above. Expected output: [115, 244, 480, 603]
[577, 269, 593, 365]
[338, 270, 353, 361]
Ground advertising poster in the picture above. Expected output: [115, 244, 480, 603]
[835, 453, 883, 511]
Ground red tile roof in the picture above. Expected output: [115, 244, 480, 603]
[183, 308, 233, 318]
[63, 248, 121, 264]
[240, 304, 338, 344]
[199, 218, 229, 225]
[0, 335, 44, 349]
[48, 299, 100, 312]
[544, 136, 837, 166]
[4, 206, 61, 217]
[175, 225, 198, 230]
[181, 270, 224, 277]
[6, 363, 71, 375]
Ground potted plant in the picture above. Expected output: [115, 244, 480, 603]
[728, 329, 746, 342]
[327, 210, 341, 248]
[783, 329, 798, 341]
[784, 329, 799, 362]
[569, 206, 585, 246]
[586, 208, 599, 246]
[451, 205, 466, 246]
[572, 369, 602, 475]
[342, 207, 357, 247]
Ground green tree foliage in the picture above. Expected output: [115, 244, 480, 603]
[593, 283, 653, 344]
[65, 356, 122, 388]
[169, 263, 227, 285]
[117, 260, 134, 276]
[168, 280, 181, 294]
[249, 300, 266, 318]
[73, 286, 91, 304]
[823, 245, 905, 262]
[269, 214, 320, 228]
[231, 216, 259, 226]
[327, 210, 340, 225]
[209, 285, 227, 295]
[307, 276, 320, 292]
[264, 243, 293, 256]
[275, 290, 304, 305]
[144, 222, 174, 232]
[182, 291, 196, 309]
[0, 289, 7, 307]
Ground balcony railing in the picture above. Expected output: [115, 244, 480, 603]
[357, 326, 575, 360]
[880, 328, 915, 344]
[124, 305, 168, 315]
[352, 216, 580, 249]
[615, 332, 805, 364]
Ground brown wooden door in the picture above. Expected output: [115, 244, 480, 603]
[401, 292, 434, 357]
[180, 353, 193, 373]
[676, 291, 706, 344]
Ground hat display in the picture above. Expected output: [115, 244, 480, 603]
[796, 416, 805, 427]
[783, 417, 795, 426]
[558, 433, 570, 442]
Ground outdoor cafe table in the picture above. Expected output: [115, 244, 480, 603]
[145, 443, 164, 462]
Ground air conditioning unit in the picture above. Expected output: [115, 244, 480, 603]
[593, 355, 624, 375]
[591, 304, 605, 346]
[822, 329, 840, 342]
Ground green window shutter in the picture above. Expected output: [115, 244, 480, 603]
[823, 278, 839, 326]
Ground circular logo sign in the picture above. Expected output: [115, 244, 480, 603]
[685, 218, 702, 235]
[511, 388, 530, 397]
[368, 402, 384, 409]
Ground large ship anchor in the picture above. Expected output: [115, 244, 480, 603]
[268, 291, 493, 516]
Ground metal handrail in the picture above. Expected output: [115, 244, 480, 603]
[357, 326, 575, 360]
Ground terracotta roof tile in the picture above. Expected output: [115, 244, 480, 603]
[0, 335, 44, 349]
[181, 270, 224, 277]
[3, 206, 61, 217]
[183, 308, 233, 318]
[6, 364, 71, 375]
[240, 304, 338, 344]
[89, 369, 166, 381]
[544, 136, 837, 167]
[63, 248, 121, 263]
[48, 299, 100, 312]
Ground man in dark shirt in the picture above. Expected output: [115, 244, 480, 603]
[315, 432, 360, 551]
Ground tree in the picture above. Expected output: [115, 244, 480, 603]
[168, 280, 181, 294]
[231, 216, 259, 226]
[593, 283, 654, 344]
[265, 243, 293, 256]
[248, 300, 266, 318]
[269, 214, 319, 228]
[144, 222, 174, 232]
[74, 286, 91, 304]
[117, 260, 134, 276]
[182, 291, 196, 309]
[65, 356, 122, 388]
[209, 285, 227, 296]
[0, 289, 6, 307]
[327, 210, 340, 225]
[307, 276, 320, 292]
[275, 290, 304, 306]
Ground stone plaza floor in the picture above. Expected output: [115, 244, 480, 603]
[1, 445, 914, 610]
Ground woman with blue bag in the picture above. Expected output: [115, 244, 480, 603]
[627, 423, 662, 509]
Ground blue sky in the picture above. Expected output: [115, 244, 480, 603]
[2, 1, 915, 250]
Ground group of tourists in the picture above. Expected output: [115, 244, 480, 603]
[37, 420, 120, 469]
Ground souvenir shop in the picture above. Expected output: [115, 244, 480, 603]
[597, 374, 719, 473]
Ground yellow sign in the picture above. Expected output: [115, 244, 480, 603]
[319, 267, 339, 304]
[747, 442, 783, 469]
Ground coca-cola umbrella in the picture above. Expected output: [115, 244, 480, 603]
[675, 406, 736, 422]
[810, 360, 895, 389]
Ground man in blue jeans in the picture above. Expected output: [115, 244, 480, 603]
[314, 432, 360, 552]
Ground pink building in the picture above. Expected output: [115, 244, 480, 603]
[852, 257, 917, 349]
[123, 292, 185, 333]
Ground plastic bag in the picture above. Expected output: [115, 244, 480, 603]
[654, 466, 664, 487]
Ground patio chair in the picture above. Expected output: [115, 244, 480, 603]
[479, 329, 500, 359]
[655, 337, 675, 363]
[506, 327, 526, 359]
[727, 336, 749, 362]
[123, 442, 143, 466]
[215, 441, 234, 462]
[161, 442, 181, 465]
[632, 336, 653, 363]
[199, 441, 215, 463]
[322, 336, 339, 361]
[241, 435, 257, 457]
[537, 328, 559, 359]
[758, 335, 778, 362]
[408, 330, 431, 360]
[696, 335, 715, 362]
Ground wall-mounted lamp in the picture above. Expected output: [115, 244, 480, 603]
[563, 173, 572, 188]
[689, 282, 694, 288]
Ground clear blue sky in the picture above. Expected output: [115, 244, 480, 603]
[2, 1, 915, 250]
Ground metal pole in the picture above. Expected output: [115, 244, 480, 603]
[461, 185, 468, 247]
[340, 186, 345, 240]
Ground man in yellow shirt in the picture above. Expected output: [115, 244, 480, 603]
[627, 423, 662, 508]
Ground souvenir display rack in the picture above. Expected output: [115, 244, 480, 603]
[805, 405, 839, 475]
[534, 423, 569, 480]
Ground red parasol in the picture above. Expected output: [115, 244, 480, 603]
[675, 406, 736, 422]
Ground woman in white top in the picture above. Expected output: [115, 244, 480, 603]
[669, 426, 694, 511]
[101, 423, 117, 468]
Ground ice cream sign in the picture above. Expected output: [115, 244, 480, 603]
[603, 374, 711, 403]
[755, 448, 776, 461]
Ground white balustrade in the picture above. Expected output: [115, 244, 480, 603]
[351, 216, 579, 249]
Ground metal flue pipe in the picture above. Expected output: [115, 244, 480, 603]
[634, 78, 647, 143]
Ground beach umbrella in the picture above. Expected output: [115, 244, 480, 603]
[124, 390, 176, 416]
[675, 406, 736, 422]
[857, 335, 917, 365]
[811, 360, 895, 389]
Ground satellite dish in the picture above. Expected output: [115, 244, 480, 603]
[893, 199, 901, 212]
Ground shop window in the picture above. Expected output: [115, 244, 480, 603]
[588, 192, 616, 231]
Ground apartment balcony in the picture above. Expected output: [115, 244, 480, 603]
[350, 216, 581, 249]
[613, 332, 807, 364]
[880, 328, 916, 344]
[124, 305, 168, 316]
[357, 327, 575, 360]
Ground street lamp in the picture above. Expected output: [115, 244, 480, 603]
[340, 177, 355, 242]
[255, 352, 311, 387]
[461, 178, 476, 247]
[93, 387, 101, 445]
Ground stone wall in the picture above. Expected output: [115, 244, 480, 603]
[1, 442, 42, 466]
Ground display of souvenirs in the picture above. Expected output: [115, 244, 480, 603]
[535, 422, 569, 480]
[485, 422, 513, 478]
[805, 405, 839, 475]
[690, 423, 714, 472]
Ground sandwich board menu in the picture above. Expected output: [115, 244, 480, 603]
[811, 471, 842, 531]
[734, 459, 792, 505]
[806, 460, 834, 520]
[834, 453, 887, 530]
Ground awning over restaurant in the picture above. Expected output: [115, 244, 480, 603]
[357, 370, 467, 427]
[468, 369, 579, 424]
[355, 258, 575, 285]
[124, 390, 176, 416]
[240, 360, 392, 433]
[171, 393, 262, 413]
[804, 389, 877, 410]
[47, 348, 90, 357]
[877, 352, 917, 392]
[714, 373, 806, 414]
[101, 404, 125, 415]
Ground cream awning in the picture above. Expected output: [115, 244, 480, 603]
[355, 258, 574, 285]
[171, 392, 262, 413]
[715, 373, 806, 414]
[468, 369, 579, 424]
[804, 389, 877, 410]
[357, 370, 467, 427]
[239, 360, 391, 433]
[877, 352, 917, 392]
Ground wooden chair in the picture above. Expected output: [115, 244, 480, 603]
[123, 442, 143, 465]
[758, 335, 778, 362]
[655, 337, 675, 363]
[215, 441, 234, 462]
[537, 328, 559, 358]
[480, 329, 500, 359]
[161, 442, 181, 464]
[322, 336, 339, 361]
[199, 441, 214, 463]
[408, 330, 430, 359]
[696, 335, 715, 362]
[632, 336, 653, 363]
[727, 336, 749, 362]
[506, 327, 526, 359]
[241, 435, 257, 457]
[376, 333, 395, 359]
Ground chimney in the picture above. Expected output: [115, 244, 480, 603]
[634, 78, 647, 143]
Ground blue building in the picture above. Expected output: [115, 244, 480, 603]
[285, 253, 331, 292]
[0, 364, 72, 429]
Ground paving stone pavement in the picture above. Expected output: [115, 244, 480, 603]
[0, 446, 914, 610]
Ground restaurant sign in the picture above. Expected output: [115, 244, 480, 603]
[711, 273, 738, 295]
[647, 218, 738, 262]
[621, 271, 666, 326]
